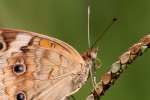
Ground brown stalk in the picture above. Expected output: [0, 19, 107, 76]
[86, 34, 150, 100]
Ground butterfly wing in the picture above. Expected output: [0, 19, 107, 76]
[0, 29, 89, 100]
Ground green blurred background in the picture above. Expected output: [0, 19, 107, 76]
[0, 0, 150, 100]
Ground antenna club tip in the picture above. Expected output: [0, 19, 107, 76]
[113, 17, 118, 21]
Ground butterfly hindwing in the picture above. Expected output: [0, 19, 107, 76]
[0, 29, 90, 100]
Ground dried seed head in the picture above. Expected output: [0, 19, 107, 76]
[140, 35, 150, 46]
[111, 61, 121, 73]
[101, 72, 112, 85]
[129, 43, 142, 55]
[119, 51, 130, 64]
[94, 82, 104, 96]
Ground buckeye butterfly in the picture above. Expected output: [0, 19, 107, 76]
[0, 28, 98, 100]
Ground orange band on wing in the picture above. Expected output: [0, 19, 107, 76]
[40, 39, 51, 48]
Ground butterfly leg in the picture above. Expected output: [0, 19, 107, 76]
[90, 57, 102, 88]
[89, 65, 97, 88]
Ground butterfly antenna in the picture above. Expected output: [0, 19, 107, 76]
[91, 18, 118, 48]
[88, 5, 91, 48]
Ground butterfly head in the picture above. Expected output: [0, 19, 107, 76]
[82, 48, 98, 61]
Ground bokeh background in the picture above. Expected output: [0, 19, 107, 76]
[0, 0, 150, 100]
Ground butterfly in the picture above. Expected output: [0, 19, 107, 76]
[0, 28, 98, 100]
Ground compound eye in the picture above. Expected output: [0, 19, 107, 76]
[16, 91, 26, 100]
[13, 64, 26, 75]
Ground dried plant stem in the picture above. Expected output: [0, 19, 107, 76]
[86, 34, 150, 100]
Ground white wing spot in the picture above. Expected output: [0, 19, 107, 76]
[8, 33, 32, 53]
